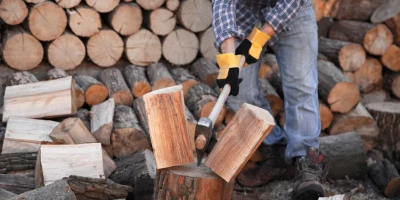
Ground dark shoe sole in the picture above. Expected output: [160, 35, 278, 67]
[292, 184, 325, 200]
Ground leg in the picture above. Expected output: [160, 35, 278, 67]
[271, 1, 320, 164]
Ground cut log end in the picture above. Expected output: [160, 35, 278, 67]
[382, 44, 400, 72]
[87, 29, 124, 67]
[319, 103, 333, 130]
[339, 44, 366, 71]
[328, 82, 360, 113]
[163, 28, 199, 65]
[136, 0, 165, 10]
[132, 82, 152, 98]
[47, 33, 86, 70]
[68, 6, 102, 37]
[199, 27, 218, 63]
[113, 91, 134, 106]
[364, 24, 394, 56]
[108, 3, 142, 36]
[0, 0, 28, 25]
[125, 29, 162, 66]
[353, 58, 383, 93]
[145, 8, 176, 36]
[85, 84, 109, 106]
[176, 0, 212, 32]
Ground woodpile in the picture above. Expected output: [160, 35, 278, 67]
[0, 0, 399, 199]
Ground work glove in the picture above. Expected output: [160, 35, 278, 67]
[216, 53, 243, 96]
[235, 27, 271, 66]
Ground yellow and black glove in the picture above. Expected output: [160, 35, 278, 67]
[216, 53, 243, 96]
[235, 27, 271, 66]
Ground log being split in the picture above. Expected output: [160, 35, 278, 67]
[0, 152, 37, 174]
[206, 103, 275, 182]
[190, 57, 219, 87]
[67, 5, 102, 37]
[87, 27, 124, 67]
[125, 28, 162, 66]
[319, 132, 367, 180]
[99, 68, 133, 106]
[143, 85, 194, 169]
[258, 78, 283, 117]
[385, 13, 400, 46]
[107, 3, 142, 36]
[198, 27, 219, 63]
[123, 65, 151, 98]
[49, 117, 116, 178]
[383, 71, 400, 99]
[63, 175, 133, 200]
[90, 98, 115, 145]
[47, 69, 85, 109]
[317, 60, 360, 113]
[109, 149, 156, 200]
[0, 0, 28, 25]
[162, 27, 199, 65]
[6, 71, 38, 86]
[154, 163, 234, 200]
[25, 1, 67, 41]
[318, 37, 366, 72]
[186, 83, 227, 125]
[46, 31, 85, 70]
[329, 20, 393, 56]
[2, 76, 77, 122]
[143, 8, 176, 36]
[176, 0, 212, 33]
[352, 57, 383, 93]
[85, 0, 119, 13]
[1, 26, 44, 71]
[169, 67, 199, 100]
[366, 102, 400, 160]
[146, 62, 176, 91]
[74, 75, 108, 106]
[111, 105, 151, 158]
[381, 44, 400, 72]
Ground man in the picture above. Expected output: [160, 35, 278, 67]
[211, 0, 327, 199]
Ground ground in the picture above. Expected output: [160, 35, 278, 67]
[233, 178, 398, 200]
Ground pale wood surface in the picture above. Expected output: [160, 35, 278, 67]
[67, 5, 102, 37]
[87, 28, 124, 67]
[125, 28, 162, 66]
[55, 0, 81, 8]
[162, 27, 199, 65]
[146, 62, 176, 91]
[143, 85, 194, 169]
[353, 57, 383, 93]
[40, 143, 104, 186]
[90, 98, 115, 145]
[2, 117, 59, 154]
[176, 0, 212, 32]
[198, 27, 219, 63]
[85, 0, 119, 13]
[205, 103, 275, 182]
[0, 0, 28, 25]
[107, 2, 142, 36]
[136, 0, 165, 10]
[143, 8, 176, 36]
[2, 76, 77, 122]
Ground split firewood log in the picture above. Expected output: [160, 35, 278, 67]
[132, 97, 149, 136]
[146, 62, 176, 91]
[0, 174, 35, 194]
[169, 67, 199, 100]
[90, 98, 115, 145]
[6, 71, 38, 86]
[123, 65, 151, 98]
[99, 68, 133, 106]
[190, 57, 219, 87]
[0, 188, 16, 199]
[198, 27, 219, 63]
[8, 179, 75, 199]
[0, 0, 28, 25]
[0, 152, 37, 175]
[74, 75, 108, 106]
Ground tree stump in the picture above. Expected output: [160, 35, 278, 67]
[154, 163, 234, 200]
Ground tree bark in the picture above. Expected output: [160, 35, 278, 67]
[67, 5, 101, 37]
[154, 163, 234, 200]
[85, 0, 119, 13]
[109, 149, 156, 200]
[111, 104, 151, 158]
[6, 71, 38, 86]
[0, 188, 16, 199]
[143, 7, 176, 36]
[334, 0, 384, 21]
[1, 25, 43, 70]
[169, 67, 199, 100]
[370, 0, 400, 24]
[133, 97, 149, 136]
[86, 27, 124, 67]
[107, 2, 142, 36]
[319, 132, 367, 180]
[74, 75, 108, 106]
[25, 1, 67, 41]
[353, 57, 383, 93]
[123, 64, 151, 98]
[190, 57, 219, 87]
[63, 175, 133, 200]
[361, 89, 390, 105]
[381, 44, 400, 72]
[46, 31, 85, 70]
[0, 152, 37, 174]
[74, 108, 90, 130]
[124, 28, 162, 66]
[99, 68, 133, 106]
[143, 85, 194, 169]
[318, 37, 366, 72]
[329, 20, 393, 56]
[383, 70, 400, 99]
[176, 0, 212, 32]
[162, 27, 199, 65]
[368, 157, 400, 198]
[0, 0, 28, 25]
[8, 179, 75, 199]
[146, 62, 176, 91]
[0, 174, 35, 194]
[317, 60, 360, 113]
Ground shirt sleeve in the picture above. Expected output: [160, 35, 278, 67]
[211, 0, 244, 53]
[261, 0, 307, 34]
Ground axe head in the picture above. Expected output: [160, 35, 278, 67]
[194, 117, 213, 166]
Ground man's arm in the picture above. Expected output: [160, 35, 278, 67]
[211, 0, 244, 54]
[261, 0, 307, 35]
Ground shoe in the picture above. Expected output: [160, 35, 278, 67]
[236, 144, 295, 187]
[292, 147, 327, 200]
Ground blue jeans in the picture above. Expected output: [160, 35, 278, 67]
[226, 1, 320, 164]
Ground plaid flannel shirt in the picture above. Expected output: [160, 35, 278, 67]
[212, 0, 308, 53]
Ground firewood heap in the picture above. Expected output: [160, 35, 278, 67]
[0, 0, 400, 199]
